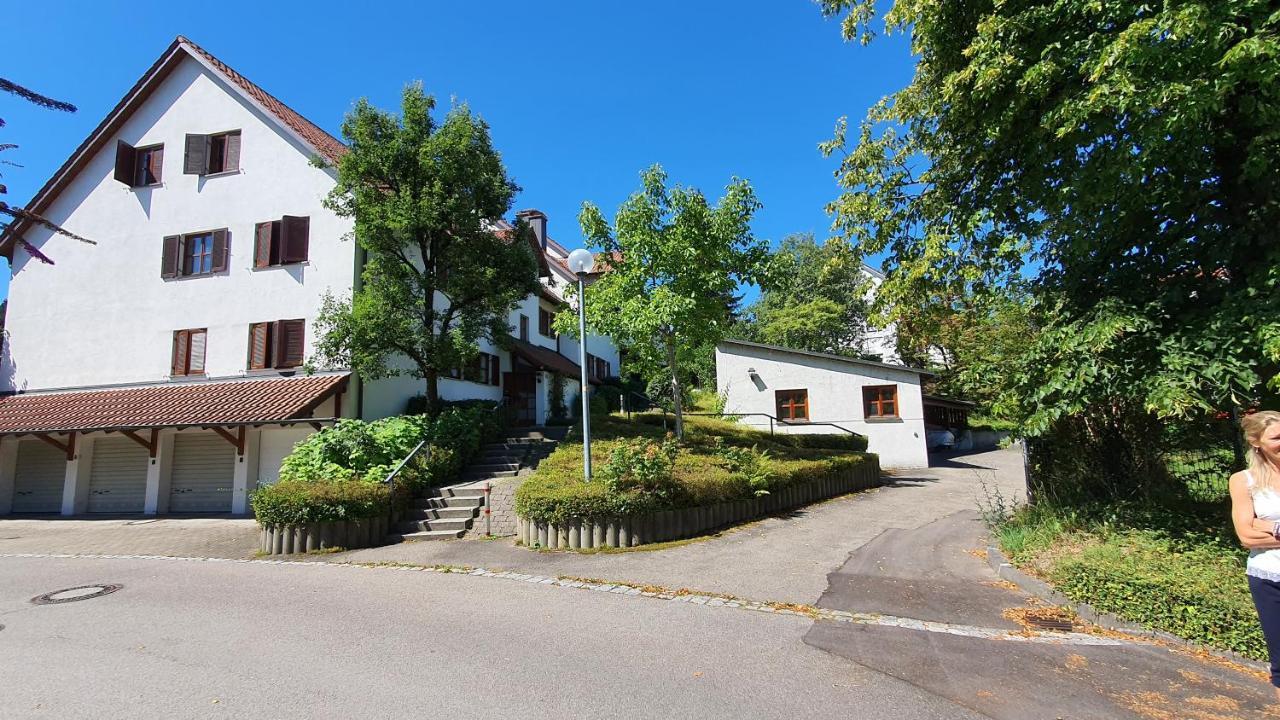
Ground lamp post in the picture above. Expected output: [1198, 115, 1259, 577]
[566, 248, 596, 480]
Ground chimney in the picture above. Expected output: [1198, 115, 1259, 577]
[515, 209, 548, 250]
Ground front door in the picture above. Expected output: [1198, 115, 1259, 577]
[503, 371, 537, 426]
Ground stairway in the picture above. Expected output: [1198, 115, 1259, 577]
[390, 427, 565, 542]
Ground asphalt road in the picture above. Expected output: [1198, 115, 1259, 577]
[0, 555, 983, 720]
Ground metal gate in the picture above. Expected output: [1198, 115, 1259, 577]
[12, 440, 66, 513]
[87, 436, 148, 513]
[169, 433, 234, 513]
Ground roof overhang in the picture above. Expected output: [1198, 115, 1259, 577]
[0, 373, 349, 436]
[508, 339, 600, 385]
[718, 339, 935, 377]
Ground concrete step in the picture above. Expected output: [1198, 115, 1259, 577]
[469, 462, 520, 473]
[461, 470, 518, 480]
[395, 517, 473, 533]
[388, 529, 466, 542]
[402, 506, 479, 521]
[414, 495, 484, 509]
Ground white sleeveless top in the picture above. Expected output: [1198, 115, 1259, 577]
[1246, 470, 1280, 582]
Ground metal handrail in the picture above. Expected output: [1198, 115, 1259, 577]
[385, 439, 430, 499]
[621, 390, 864, 439]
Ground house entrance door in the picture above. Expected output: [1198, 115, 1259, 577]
[503, 371, 537, 426]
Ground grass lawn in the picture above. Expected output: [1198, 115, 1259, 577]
[515, 412, 875, 525]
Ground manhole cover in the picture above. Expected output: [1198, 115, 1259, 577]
[30, 584, 122, 605]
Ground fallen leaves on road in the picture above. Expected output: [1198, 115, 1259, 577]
[1064, 654, 1089, 671]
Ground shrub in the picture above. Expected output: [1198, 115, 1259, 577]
[599, 436, 683, 500]
[712, 439, 773, 497]
[593, 385, 623, 413]
[251, 479, 394, 525]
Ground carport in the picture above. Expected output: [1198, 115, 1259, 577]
[0, 373, 348, 516]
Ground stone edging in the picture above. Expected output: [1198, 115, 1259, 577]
[517, 462, 881, 550]
[985, 542, 1265, 668]
[260, 516, 389, 555]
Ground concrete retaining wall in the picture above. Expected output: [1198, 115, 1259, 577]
[259, 516, 389, 555]
[516, 460, 881, 550]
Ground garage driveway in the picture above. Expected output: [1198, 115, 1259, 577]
[0, 516, 260, 559]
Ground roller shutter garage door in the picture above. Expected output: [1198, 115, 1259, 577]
[169, 433, 234, 513]
[87, 437, 148, 513]
[12, 440, 66, 513]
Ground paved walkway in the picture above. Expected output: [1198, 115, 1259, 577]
[0, 517, 260, 559]
[332, 448, 1027, 604]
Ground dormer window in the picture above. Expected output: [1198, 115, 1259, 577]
[114, 141, 163, 187]
[184, 130, 241, 175]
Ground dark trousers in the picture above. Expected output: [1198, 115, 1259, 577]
[1249, 574, 1280, 687]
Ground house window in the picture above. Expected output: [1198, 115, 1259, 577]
[162, 229, 229, 279]
[450, 352, 501, 386]
[538, 307, 556, 337]
[775, 389, 809, 421]
[254, 215, 309, 267]
[585, 353, 611, 381]
[519, 315, 529, 341]
[247, 319, 305, 370]
[114, 141, 163, 187]
[185, 130, 241, 175]
[184, 233, 214, 275]
[863, 385, 899, 419]
[171, 328, 207, 376]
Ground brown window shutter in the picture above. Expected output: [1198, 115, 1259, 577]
[148, 145, 163, 184]
[248, 322, 271, 370]
[211, 229, 229, 273]
[274, 319, 305, 368]
[114, 141, 137, 185]
[280, 215, 310, 264]
[161, 235, 181, 278]
[184, 134, 209, 174]
[253, 222, 273, 268]
[224, 131, 241, 172]
[188, 330, 207, 374]
[172, 330, 189, 376]
[490, 354, 500, 386]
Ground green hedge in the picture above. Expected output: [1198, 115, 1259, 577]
[515, 414, 876, 524]
[631, 412, 868, 452]
[251, 479, 397, 525]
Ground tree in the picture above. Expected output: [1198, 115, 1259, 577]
[311, 83, 539, 409]
[0, 76, 93, 260]
[741, 233, 872, 356]
[819, 0, 1280, 433]
[562, 164, 771, 438]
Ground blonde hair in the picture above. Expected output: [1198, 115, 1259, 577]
[1243, 411, 1280, 486]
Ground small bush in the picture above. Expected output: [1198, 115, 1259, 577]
[599, 436, 683, 500]
[712, 439, 773, 496]
[593, 385, 623, 413]
[251, 479, 393, 525]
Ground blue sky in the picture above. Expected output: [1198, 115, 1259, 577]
[1, 1, 915, 305]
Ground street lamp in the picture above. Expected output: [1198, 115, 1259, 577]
[566, 248, 596, 480]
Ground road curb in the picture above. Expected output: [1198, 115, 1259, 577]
[985, 543, 1265, 669]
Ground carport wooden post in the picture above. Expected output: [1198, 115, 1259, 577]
[144, 431, 175, 515]
[0, 437, 17, 515]
[61, 433, 93, 516]
[231, 429, 261, 515]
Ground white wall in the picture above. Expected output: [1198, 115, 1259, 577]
[3, 55, 355, 392]
[715, 343, 930, 469]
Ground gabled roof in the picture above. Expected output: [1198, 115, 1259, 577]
[718, 338, 934, 377]
[0, 373, 348, 435]
[0, 35, 347, 255]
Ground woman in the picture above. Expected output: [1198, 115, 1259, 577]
[1230, 409, 1280, 699]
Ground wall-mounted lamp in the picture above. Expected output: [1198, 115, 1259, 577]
[747, 367, 760, 382]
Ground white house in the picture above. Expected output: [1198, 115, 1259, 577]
[715, 339, 932, 468]
[0, 36, 619, 517]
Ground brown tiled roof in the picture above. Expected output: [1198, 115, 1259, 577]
[509, 339, 599, 385]
[0, 35, 347, 254]
[0, 374, 348, 434]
